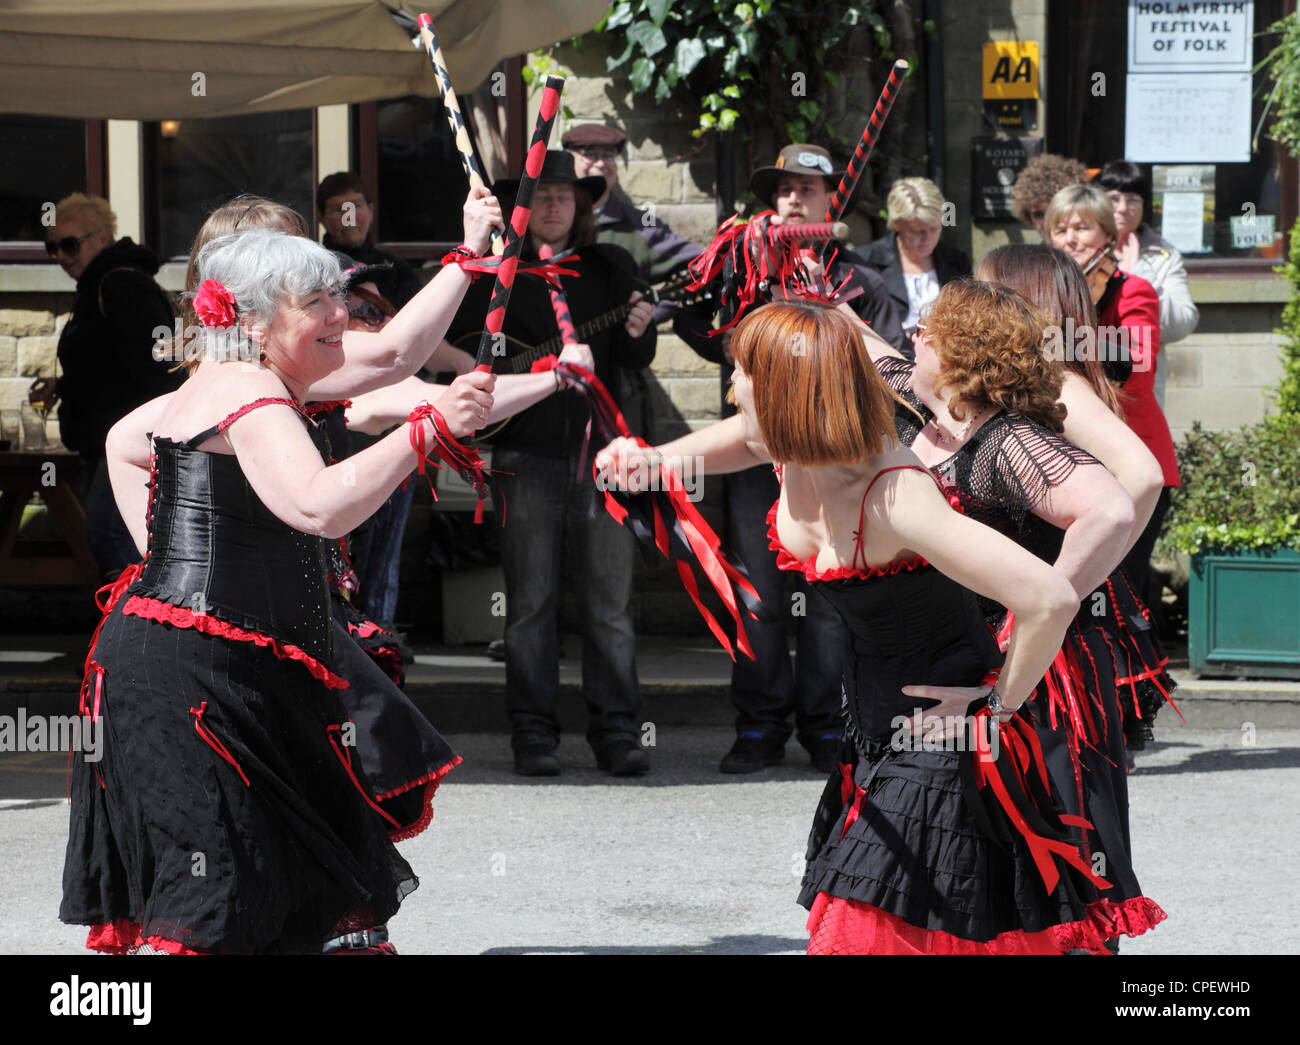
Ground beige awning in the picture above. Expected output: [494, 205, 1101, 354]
[0, 0, 607, 119]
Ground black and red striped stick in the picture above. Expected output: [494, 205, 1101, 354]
[474, 75, 565, 371]
[768, 220, 850, 245]
[416, 13, 504, 256]
[820, 59, 909, 254]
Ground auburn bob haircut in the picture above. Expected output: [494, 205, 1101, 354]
[729, 301, 900, 465]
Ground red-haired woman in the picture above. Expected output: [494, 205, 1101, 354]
[870, 274, 1167, 951]
[598, 302, 1107, 954]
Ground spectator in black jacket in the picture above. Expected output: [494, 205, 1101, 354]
[30, 193, 181, 576]
[445, 150, 656, 779]
[855, 176, 971, 345]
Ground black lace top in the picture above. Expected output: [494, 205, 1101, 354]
[878, 356, 1099, 614]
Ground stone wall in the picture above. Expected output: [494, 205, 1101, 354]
[0, 292, 71, 448]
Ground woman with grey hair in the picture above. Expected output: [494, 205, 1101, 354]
[60, 229, 493, 955]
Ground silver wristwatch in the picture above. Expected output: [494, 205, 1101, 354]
[986, 686, 1010, 716]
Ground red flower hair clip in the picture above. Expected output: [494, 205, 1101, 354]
[194, 279, 238, 328]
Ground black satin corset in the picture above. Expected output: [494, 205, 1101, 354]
[133, 440, 333, 664]
[816, 566, 1001, 741]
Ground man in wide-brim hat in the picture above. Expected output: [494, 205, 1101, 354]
[443, 150, 657, 780]
[673, 142, 907, 777]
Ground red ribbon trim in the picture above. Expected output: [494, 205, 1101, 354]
[189, 701, 250, 787]
[327, 724, 400, 829]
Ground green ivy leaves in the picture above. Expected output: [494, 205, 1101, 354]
[595, 0, 892, 142]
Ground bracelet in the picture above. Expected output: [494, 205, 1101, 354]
[440, 245, 486, 278]
[985, 685, 1018, 717]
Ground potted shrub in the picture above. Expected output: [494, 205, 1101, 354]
[1161, 222, 1300, 678]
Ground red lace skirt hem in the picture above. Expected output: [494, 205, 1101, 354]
[85, 918, 206, 955]
[379, 756, 462, 843]
[805, 893, 1063, 955]
[122, 596, 348, 690]
[1052, 895, 1167, 953]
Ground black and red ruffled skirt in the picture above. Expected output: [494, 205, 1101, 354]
[799, 720, 1125, 956]
[329, 597, 459, 843]
[61, 594, 419, 955]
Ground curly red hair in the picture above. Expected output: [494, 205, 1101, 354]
[922, 279, 1067, 432]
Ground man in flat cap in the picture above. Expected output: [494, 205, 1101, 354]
[673, 143, 907, 776]
[563, 123, 702, 320]
[564, 122, 702, 441]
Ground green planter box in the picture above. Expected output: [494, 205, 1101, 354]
[1189, 548, 1300, 679]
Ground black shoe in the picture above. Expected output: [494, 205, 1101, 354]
[514, 741, 560, 777]
[594, 737, 650, 776]
[720, 733, 784, 774]
[808, 733, 842, 774]
[487, 639, 506, 662]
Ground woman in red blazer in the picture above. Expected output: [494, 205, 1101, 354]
[1046, 182, 1179, 599]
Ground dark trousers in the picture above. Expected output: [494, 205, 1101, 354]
[491, 447, 641, 749]
[83, 456, 139, 577]
[726, 466, 845, 749]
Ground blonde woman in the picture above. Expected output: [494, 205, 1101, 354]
[856, 176, 970, 340]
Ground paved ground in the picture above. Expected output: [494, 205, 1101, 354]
[2, 631, 1297, 955]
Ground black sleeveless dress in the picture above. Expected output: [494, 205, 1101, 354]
[776, 468, 1103, 954]
[876, 357, 1168, 950]
[60, 398, 417, 954]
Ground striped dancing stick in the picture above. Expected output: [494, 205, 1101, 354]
[473, 75, 565, 371]
[417, 13, 505, 256]
[820, 59, 910, 256]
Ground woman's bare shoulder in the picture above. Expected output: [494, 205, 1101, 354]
[152, 363, 289, 444]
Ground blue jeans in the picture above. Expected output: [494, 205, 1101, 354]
[727, 465, 846, 749]
[356, 479, 415, 623]
[491, 448, 641, 749]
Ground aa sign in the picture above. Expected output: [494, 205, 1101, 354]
[982, 42, 1039, 100]
[982, 41, 1039, 130]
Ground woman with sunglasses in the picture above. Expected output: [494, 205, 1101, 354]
[29, 193, 182, 578]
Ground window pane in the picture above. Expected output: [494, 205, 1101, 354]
[152, 111, 314, 260]
[1048, 0, 1287, 259]
[373, 96, 470, 243]
[0, 115, 87, 241]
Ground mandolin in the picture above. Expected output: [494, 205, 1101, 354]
[451, 269, 710, 377]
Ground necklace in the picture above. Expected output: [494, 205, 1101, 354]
[929, 405, 984, 446]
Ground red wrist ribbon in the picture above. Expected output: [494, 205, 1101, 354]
[536, 358, 761, 660]
[407, 402, 497, 523]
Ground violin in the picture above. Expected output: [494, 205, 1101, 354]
[1081, 242, 1119, 306]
